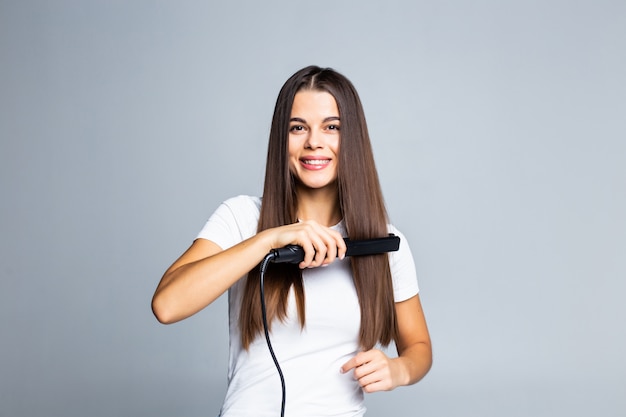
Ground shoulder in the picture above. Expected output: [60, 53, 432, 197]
[196, 195, 261, 249]
[207, 195, 262, 226]
[221, 195, 262, 213]
[213, 195, 262, 224]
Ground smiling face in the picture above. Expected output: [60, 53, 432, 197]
[288, 89, 341, 193]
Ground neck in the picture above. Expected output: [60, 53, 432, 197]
[295, 185, 342, 227]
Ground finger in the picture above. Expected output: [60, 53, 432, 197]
[287, 221, 344, 268]
[294, 227, 317, 268]
[362, 378, 393, 393]
[303, 230, 328, 268]
[350, 350, 387, 378]
[299, 239, 317, 269]
[301, 230, 330, 268]
[313, 235, 329, 266]
[333, 230, 347, 260]
[352, 360, 377, 380]
[356, 369, 382, 389]
[340, 357, 359, 374]
[302, 224, 337, 268]
[320, 232, 339, 265]
[341, 349, 373, 374]
[319, 227, 347, 265]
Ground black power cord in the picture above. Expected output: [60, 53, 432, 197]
[259, 253, 286, 417]
[259, 235, 400, 416]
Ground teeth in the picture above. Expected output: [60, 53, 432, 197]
[304, 159, 330, 165]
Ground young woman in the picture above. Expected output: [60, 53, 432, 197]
[152, 66, 432, 417]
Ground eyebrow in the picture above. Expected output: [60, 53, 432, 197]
[289, 116, 341, 123]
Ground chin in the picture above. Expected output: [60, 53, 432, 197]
[299, 179, 338, 191]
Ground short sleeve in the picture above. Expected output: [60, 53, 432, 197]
[196, 195, 262, 250]
[387, 225, 419, 302]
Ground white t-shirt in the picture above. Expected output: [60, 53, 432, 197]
[197, 195, 419, 417]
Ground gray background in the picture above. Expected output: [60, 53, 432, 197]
[1, 1, 625, 416]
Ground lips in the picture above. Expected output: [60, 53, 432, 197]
[300, 157, 331, 170]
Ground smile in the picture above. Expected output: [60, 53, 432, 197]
[301, 158, 331, 166]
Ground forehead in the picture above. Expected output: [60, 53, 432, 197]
[290, 90, 339, 117]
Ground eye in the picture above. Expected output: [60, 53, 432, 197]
[289, 124, 306, 132]
[326, 124, 340, 131]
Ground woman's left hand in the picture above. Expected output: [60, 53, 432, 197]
[340, 349, 406, 393]
[341, 295, 432, 393]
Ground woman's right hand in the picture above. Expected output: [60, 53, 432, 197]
[260, 220, 347, 269]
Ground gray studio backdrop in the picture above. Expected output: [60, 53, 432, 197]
[1, 1, 625, 416]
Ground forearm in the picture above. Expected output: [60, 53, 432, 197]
[393, 341, 433, 386]
[391, 294, 432, 387]
[152, 232, 273, 324]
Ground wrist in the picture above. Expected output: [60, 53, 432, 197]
[391, 357, 412, 387]
[254, 228, 278, 254]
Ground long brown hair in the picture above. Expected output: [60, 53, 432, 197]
[239, 66, 397, 350]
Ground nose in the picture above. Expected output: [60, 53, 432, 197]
[304, 129, 323, 149]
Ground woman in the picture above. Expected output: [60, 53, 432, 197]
[152, 65, 432, 416]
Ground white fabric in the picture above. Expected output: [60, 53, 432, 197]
[196, 195, 419, 417]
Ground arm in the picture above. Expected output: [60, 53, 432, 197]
[390, 294, 433, 386]
[151, 220, 347, 324]
[341, 294, 432, 392]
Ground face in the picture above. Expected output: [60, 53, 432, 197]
[288, 90, 341, 191]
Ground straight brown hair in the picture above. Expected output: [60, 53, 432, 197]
[239, 66, 397, 350]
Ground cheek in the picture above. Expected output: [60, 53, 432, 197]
[288, 135, 305, 164]
[332, 137, 340, 157]
[288, 159, 297, 174]
[287, 135, 297, 156]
